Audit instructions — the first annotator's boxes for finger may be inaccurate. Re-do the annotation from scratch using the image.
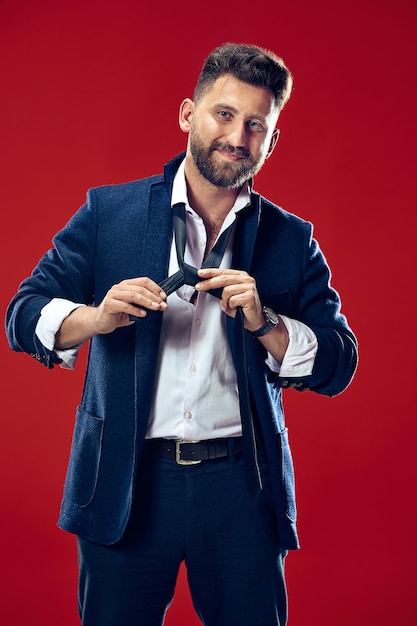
[122,277,167,300]
[197,268,241,279]
[125,289,168,311]
[109,284,167,313]
[195,271,248,294]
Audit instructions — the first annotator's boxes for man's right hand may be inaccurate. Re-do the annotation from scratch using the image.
[55,277,167,350]
[95,277,167,333]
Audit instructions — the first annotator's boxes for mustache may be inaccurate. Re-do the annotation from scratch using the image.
[209,141,251,160]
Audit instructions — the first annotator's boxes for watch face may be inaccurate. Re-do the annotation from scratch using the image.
[263,306,279,325]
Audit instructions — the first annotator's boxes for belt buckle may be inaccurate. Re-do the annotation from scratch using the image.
[175,440,202,465]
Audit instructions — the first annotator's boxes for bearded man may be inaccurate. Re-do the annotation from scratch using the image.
[6,43,357,626]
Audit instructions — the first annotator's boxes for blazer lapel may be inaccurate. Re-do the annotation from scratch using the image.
[134,177,173,441]
[232,191,261,272]
[226,191,262,359]
[136,152,185,282]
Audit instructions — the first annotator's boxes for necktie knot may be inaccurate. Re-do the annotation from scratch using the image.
[182,262,200,289]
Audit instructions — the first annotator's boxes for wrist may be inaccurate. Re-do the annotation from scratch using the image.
[247,306,279,337]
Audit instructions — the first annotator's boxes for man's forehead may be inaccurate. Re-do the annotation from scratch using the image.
[198,74,278,116]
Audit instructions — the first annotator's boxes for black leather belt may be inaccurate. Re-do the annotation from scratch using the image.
[146,437,243,465]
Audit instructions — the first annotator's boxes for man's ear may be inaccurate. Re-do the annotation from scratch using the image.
[179,98,194,134]
[266,128,280,159]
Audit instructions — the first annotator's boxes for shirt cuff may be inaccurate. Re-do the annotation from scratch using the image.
[35,298,86,369]
[265,315,318,376]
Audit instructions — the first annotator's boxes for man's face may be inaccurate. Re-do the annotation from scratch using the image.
[184,74,280,189]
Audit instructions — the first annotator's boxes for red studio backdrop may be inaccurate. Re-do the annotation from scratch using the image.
[1,1,416,624]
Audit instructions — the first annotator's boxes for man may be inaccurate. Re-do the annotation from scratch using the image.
[6,43,357,625]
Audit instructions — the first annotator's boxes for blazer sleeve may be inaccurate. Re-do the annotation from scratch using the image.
[5,191,98,368]
[272,228,358,397]
[250,200,358,398]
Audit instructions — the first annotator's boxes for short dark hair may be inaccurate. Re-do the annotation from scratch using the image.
[193,43,293,111]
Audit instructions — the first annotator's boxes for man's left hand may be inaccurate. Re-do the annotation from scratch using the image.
[195,268,264,332]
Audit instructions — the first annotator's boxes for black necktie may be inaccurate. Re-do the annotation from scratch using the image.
[130,202,263,498]
[160,202,234,299]
[233,305,263,498]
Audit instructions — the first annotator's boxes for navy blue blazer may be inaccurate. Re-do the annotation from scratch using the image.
[6,153,357,550]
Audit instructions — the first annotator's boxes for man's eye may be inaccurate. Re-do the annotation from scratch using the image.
[218,111,231,119]
[248,120,262,131]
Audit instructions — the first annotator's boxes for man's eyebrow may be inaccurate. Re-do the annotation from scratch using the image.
[211,102,238,113]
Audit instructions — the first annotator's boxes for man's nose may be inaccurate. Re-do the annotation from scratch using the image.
[226,121,247,148]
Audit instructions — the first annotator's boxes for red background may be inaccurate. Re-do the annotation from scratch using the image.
[1,0,416,624]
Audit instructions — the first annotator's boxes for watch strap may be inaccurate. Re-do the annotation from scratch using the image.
[247,306,279,337]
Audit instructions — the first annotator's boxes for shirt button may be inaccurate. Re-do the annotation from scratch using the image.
[185,411,192,420]
[199,240,205,246]
[194,319,201,327]
[190,364,197,372]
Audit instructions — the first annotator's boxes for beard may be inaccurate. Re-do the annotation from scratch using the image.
[189,127,264,189]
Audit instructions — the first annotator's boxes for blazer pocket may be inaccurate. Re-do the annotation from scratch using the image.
[63,407,104,508]
[259,290,293,318]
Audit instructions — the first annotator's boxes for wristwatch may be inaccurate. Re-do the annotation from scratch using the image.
[248,306,279,337]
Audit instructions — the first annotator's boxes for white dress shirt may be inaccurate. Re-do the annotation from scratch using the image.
[36,160,318,440]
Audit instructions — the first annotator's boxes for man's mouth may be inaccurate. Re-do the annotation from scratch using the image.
[213,143,250,162]
[218,149,245,162]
